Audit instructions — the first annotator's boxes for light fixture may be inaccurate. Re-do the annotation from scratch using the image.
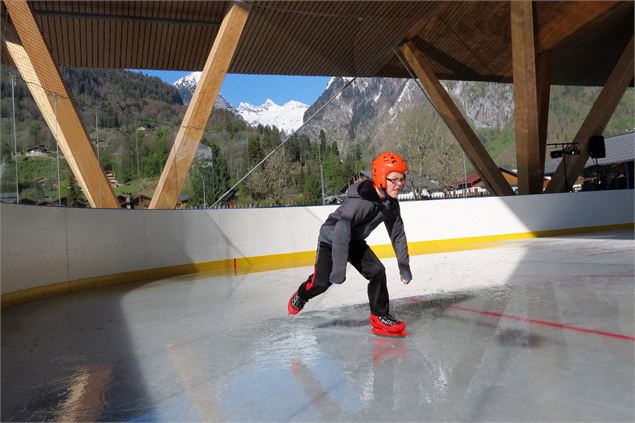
[547,142,581,192]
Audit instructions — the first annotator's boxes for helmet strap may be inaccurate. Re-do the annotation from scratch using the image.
[376,184,388,201]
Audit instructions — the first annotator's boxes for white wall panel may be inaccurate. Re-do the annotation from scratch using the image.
[66,208,147,280]
[2,190,633,295]
[1,205,69,290]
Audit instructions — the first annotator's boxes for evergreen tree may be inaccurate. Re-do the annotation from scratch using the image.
[190,143,231,207]
[247,136,264,166]
[303,167,321,203]
[319,129,327,155]
[66,175,82,207]
[330,141,340,158]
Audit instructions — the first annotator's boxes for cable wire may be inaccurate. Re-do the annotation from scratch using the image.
[211,76,358,207]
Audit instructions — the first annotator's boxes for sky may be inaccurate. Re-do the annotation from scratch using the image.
[133,70,331,108]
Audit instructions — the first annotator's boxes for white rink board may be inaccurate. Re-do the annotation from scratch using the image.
[2,190,633,294]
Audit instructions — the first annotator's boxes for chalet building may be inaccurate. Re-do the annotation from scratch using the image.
[22,145,50,157]
[105,171,118,187]
[453,167,550,196]
[340,170,372,193]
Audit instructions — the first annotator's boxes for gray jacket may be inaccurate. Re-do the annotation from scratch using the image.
[318,179,412,284]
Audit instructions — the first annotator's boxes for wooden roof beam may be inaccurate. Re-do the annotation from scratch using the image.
[533,1,621,53]
[401,41,515,197]
[511,0,543,195]
[502,1,621,77]
[150,2,250,209]
[3,0,119,208]
[545,36,633,193]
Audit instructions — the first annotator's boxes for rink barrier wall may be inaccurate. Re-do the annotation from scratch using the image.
[2,190,633,307]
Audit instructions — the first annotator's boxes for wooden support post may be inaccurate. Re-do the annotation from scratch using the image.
[545,36,634,193]
[536,51,552,175]
[511,0,542,195]
[4,0,119,208]
[150,2,250,209]
[401,41,514,196]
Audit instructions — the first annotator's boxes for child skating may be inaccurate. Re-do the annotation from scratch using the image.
[288,151,412,337]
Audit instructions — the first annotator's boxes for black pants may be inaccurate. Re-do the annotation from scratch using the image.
[297,241,389,316]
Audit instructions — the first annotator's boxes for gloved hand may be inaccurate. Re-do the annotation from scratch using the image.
[401,275,412,285]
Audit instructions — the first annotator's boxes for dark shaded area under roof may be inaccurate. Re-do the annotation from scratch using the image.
[1,1,633,86]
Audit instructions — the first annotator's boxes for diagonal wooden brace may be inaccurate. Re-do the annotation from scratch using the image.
[150,2,251,209]
[4,0,119,208]
[545,36,633,193]
[401,41,514,196]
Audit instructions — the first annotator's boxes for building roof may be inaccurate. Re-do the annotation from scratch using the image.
[2,1,632,86]
[544,131,635,175]
[453,172,481,187]
[417,177,442,191]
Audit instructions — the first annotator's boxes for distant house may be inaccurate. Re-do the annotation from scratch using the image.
[453,172,481,191]
[471,167,542,191]
[409,176,444,199]
[105,171,118,187]
[397,189,416,201]
[544,131,634,191]
[59,196,87,208]
[450,171,489,197]
[176,194,190,209]
[22,145,49,157]
[452,167,549,196]
[135,195,152,209]
[339,170,372,193]
[0,192,18,204]
[117,193,152,209]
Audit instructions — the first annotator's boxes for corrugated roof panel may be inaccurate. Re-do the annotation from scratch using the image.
[261,2,308,73]
[282,2,340,76]
[317,2,359,76]
[2,1,631,85]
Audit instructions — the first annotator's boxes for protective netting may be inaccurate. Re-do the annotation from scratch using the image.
[1,3,633,208]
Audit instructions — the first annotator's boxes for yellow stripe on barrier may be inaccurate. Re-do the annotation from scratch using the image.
[2,222,632,308]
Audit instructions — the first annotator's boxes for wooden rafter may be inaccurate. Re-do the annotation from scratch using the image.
[545,36,634,193]
[401,41,515,196]
[4,0,119,208]
[511,0,542,195]
[534,1,621,53]
[150,2,250,209]
[502,1,621,77]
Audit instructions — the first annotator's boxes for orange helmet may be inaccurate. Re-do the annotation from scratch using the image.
[371,152,408,189]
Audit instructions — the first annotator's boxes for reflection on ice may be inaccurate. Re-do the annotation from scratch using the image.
[3,231,633,421]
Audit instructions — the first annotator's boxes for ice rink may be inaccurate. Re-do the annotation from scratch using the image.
[2,229,634,421]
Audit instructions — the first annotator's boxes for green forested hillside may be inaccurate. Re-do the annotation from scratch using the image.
[0,68,361,206]
[1,67,632,207]
[476,85,634,169]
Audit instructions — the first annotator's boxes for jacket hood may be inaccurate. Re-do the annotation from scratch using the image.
[347,179,381,202]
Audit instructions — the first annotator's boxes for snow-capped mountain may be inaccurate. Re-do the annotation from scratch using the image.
[237,99,309,134]
[174,71,308,133]
[173,72,235,111]
[300,77,515,154]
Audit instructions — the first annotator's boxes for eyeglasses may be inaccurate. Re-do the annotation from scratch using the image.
[386,176,406,185]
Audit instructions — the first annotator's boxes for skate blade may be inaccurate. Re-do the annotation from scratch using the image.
[371,327,407,338]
